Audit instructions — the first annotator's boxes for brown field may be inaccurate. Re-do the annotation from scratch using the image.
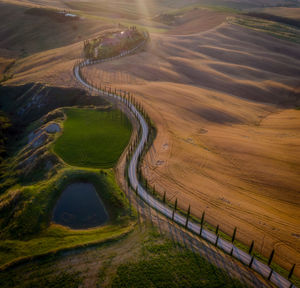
[1,0,300,278]
[80,22,300,275]
[258,7,300,20]
[166,8,228,35]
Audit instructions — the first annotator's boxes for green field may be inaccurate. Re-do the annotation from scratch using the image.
[54,108,132,168]
[111,238,246,288]
[0,226,247,288]
[228,16,300,44]
[0,168,134,269]
[0,106,135,271]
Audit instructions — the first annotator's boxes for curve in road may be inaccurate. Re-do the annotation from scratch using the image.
[73,38,296,288]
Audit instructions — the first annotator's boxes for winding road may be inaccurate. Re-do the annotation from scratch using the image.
[73,40,296,288]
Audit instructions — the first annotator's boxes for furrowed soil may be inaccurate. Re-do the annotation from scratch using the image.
[1,0,300,278]
[80,22,300,276]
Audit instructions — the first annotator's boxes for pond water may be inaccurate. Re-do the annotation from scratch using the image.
[52,182,109,229]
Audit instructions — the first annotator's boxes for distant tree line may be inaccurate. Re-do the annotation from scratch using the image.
[245,12,300,28]
[83,27,146,60]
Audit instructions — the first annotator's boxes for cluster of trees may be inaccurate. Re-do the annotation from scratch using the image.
[83,27,146,60]
[83,41,93,59]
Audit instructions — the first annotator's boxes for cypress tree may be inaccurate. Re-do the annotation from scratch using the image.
[216,225,219,235]
[288,264,295,279]
[200,211,205,236]
[249,240,254,255]
[185,205,191,228]
[268,269,273,281]
[268,249,275,266]
[215,234,219,247]
[249,255,254,268]
[172,198,177,221]
[232,227,237,243]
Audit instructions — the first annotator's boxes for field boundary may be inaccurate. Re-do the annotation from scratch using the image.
[73,33,297,288]
[0,224,134,272]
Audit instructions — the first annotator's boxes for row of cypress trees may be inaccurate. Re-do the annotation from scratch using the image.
[73,41,296,286]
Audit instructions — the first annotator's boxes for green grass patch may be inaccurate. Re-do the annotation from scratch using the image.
[110,228,246,288]
[0,270,82,288]
[0,168,135,269]
[0,222,134,271]
[54,108,132,168]
[0,105,136,270]
[0,226,248,288]
[228,16,300,43]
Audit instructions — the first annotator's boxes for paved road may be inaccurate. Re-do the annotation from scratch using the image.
[74,47,296,288]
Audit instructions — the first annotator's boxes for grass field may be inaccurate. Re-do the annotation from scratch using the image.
[1,270,82,288]
[0,105,135,270]
[111,236,246,288]
[0,168,134,269]
[54,108,132,168]
[0,225,249,288]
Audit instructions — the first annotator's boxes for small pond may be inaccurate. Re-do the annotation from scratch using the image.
[52,182,109,229]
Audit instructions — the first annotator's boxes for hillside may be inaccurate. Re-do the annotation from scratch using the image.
[79,13,300,277]
[0,0,299,284]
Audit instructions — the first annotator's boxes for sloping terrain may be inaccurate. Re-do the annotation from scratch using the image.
[163,8,228,35]
[0,1,126,61]
[1,0,299,279]
[80,21,300,275]
[258,7,300,20]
